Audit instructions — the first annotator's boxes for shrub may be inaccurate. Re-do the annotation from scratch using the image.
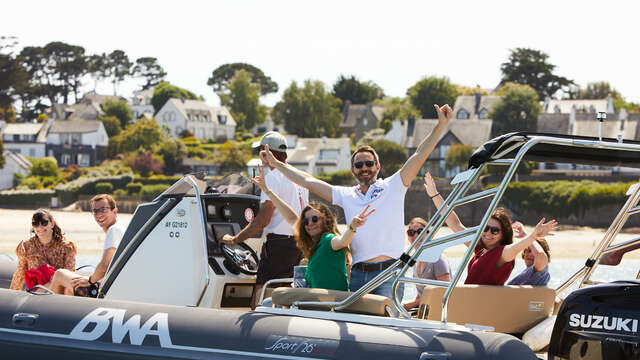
[113,189,127,198]
[317,170,354,185]
[126,182,143,195]
[95,182,114,194]
[20,176,42,189]
[30,157,59,177]
[140,184,170,200]
[0,189,54,207]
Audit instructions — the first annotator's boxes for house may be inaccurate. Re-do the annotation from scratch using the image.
[130,87,155,120]
[0,150,31,190]
[542,96,614,114]
[0,122,48,158]
[287,137,351,175]
[49,92,128,121]
[247,111,281,136]
[338,102,385,141]
[453,94,501,120]
[156,98,236,141]
[46,120,108,167]
[182,158,221,176]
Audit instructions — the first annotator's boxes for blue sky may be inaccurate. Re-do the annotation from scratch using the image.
[3,0,639,106]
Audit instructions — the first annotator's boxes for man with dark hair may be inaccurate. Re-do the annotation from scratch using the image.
[50,194,126,295]
[221,131,308,308]
[261,104,453,299]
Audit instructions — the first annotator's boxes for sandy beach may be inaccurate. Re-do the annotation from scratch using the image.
[1,208,638,258]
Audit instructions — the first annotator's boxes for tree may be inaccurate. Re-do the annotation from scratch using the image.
[106,50,132,95]
[374,97,420,133]
[0,105,17,123]
[43,41,86,104]
[365,139,408,178]
[456,85,488,96]
[272,80,342,137]
[128,150,164,177]
[445,143,473,170]
[151,81,201,113]
[214,140,251,175]
[407,76,458,118]
[207,63,278,96]
[490,82,541,137]
[29,157,59,177]
[332,75,384,108]
[99,115,122,137]
[219,69,267,132]
[500,48,573,100]
[157,138,187,175]
[103,99,133,128]
[574,81,619,99]
[0,36,20,108]
[109,117,166,155]
[131,57,167,90]
[86,53,108,91]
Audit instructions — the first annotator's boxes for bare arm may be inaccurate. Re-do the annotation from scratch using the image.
[501,218,558,265]
[222,201,274,245]
[424,173,466,233]
[261,145,333,202]
[10,243,27,290]
[250,165,299,227]
[399,104,452,186]
[92,247,116,281]
[530,239,549,271]
[331,205,375,250]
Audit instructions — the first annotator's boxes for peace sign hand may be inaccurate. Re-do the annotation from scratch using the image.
[249,164,268,192]
[349,205,376,231]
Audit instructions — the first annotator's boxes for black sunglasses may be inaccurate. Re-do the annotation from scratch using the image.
[407,228,427,237]
[353,160,375,169]
[483,225,501,235]
[32,219,49,227]
[302,216,319,226]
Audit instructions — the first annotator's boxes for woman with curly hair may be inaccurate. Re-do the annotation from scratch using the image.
[251,165,374,291]
[10,209,77,292]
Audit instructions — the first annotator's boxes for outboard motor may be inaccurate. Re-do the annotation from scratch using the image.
[548,281,640,359]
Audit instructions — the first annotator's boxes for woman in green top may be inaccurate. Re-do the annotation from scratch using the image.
[251,165,375,291]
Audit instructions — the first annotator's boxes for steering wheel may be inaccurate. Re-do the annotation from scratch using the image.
[220,242,259,275]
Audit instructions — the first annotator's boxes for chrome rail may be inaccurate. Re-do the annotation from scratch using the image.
[258,278,294,305]
[185,175,212,307]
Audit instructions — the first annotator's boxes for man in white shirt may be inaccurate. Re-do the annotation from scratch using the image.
[261,104,452,299]
[220,131,308,308]
[51,194,125,295]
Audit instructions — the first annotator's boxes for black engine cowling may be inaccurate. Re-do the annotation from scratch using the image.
[548,280,640,359]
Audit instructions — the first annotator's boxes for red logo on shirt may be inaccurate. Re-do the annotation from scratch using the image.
[244,208,254,222]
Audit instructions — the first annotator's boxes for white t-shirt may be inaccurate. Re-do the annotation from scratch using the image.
[103,222,125,250]
[261,168,309,236]
[332,171,408,264]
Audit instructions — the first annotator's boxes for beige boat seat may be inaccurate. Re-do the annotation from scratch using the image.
[418,285,556,334]
[271,287,392,316]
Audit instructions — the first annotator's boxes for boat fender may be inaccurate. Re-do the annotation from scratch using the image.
[522,315,556,351]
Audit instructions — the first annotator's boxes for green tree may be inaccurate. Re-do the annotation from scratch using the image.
[570,81,640,113]
[103,99,133,128]
[151,81,201,113]
[374,97,420,133]
[86,53,109,92]
[0,105,17,122]
[407,76,458,118]
[456,85,488,96]
[0,36,20,108]
[29,157,59,177]
[366,139,408,178]
[214,140,252,175]
[99,115,122,137]
[500,48,573,100]
[272,80,342,137]
[207,63,278,96]
[156,138,187,175]
[106,50,132,95]
[490,82,541,137]
[332,75,384,108]
[110,117,166,155]
[219,69,267,131]
[131,57,167,90]
[445,143,473,170]
[43,41,86,104]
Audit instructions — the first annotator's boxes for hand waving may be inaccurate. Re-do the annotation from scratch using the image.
[349,205,376,231]
[423,172,438,197]
[534,218,559,238]
[512,221,527,239]
[434,104,453,126]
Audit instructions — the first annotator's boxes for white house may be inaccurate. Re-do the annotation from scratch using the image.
[0,122,48,158]
[130,87,155,120]
[0,150,31,190]
[156,98,236,141]
[288,137,351,175]
[46,120,109,167]
[542,96,614,114]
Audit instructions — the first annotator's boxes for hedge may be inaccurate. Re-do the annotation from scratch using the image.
[55,174,134,205]
[0,189,55,207]
[140,184,171,200]
[126,182,143,195]
[94,182,114,194]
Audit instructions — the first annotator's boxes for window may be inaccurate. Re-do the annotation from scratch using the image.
[61,134,70,145]
[204,115,209,122]
[29,148,36,157]
[163,113,170,122]
[72,134,81,145]
[78,153,91,167]
[218,115,227,124]
[319,149,338,160]
[362,118,368,126]
[553,105,561,113]
[208,129,214,139]
[456,109,469,119]
[188,114,193,121]
[61,154,71,166]
[478,108,489,120]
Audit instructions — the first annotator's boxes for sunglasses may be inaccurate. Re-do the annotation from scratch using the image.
[483,225,501,235]
[406,228,426,237]
[353,160,375,169]
[92,206,112,215]
[302,215,319,226]
[32,219,49,227]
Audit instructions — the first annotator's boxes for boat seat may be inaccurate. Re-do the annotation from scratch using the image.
[271,287,392,317]
[418,285,556,334]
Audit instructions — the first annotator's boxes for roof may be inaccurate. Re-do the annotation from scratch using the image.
[287,137,350,164]
[166,98,237,127]
[339,103,383,129]
[80,92,127,106]
[1,123,44,136]
[453,95,501,119]
[49,120,102,133]
[543,99,608,114]
[182,158,219,167]
[2,150,31,170]
[537,112,640,141]
[401,119,493,149]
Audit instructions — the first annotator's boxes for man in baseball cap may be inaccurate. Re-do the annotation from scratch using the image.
[223,131,308,308]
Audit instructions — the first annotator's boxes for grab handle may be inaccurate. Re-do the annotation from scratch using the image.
[12,313,39,328]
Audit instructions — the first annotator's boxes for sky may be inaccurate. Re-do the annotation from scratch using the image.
[3,0,639,107]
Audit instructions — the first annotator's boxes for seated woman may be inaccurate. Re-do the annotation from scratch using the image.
[251,165,374,291]
[403,217,451,311]
[507,231,551,286]
[10,209,77,292]
[423,173,557,285]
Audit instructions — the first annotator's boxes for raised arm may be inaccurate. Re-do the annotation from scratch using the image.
[251,165,299,227]
[331,205,375,250]
[261,145,333,202]
[424,173,466,233]
[501,218,558,264]
[399,104,452,186]
[530,239,549,271]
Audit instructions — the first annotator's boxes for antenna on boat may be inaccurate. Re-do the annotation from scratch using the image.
[597,111,606,141]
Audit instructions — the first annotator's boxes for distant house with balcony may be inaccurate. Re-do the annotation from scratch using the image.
[288,137,351,175]
[0,150,31,190]
[338,102,385,141]
[156,98,236,141]
[46,120,108,167]
[130,87,155,120]
[49,92,128,121]
[0,122,48,158]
